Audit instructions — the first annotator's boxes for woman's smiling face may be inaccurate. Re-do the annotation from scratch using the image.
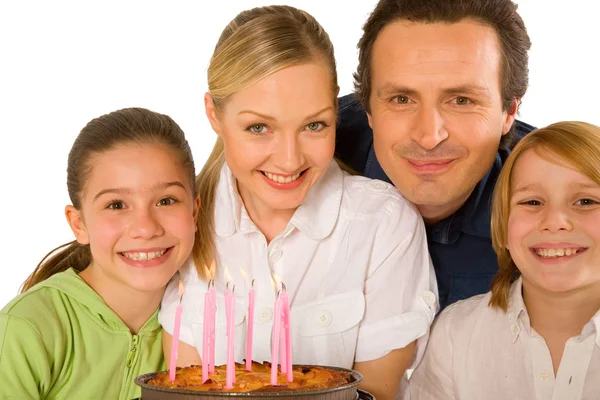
[208,62,337,215]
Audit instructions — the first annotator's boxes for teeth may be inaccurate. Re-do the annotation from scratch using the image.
[263,171,301,184]
[535,248,580,259]
[122,249,167,261]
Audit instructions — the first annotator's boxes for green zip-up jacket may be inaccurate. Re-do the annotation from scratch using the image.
[0,268,165,399]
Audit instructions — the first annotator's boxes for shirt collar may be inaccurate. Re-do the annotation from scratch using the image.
[506,277,600,346]
[427,153,503,244]
[214,161,344,240]
[506,277,528,342]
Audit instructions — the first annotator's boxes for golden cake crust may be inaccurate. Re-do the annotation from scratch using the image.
[148,362,351,392]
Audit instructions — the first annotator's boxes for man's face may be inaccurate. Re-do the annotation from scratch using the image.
[368,19,517,223]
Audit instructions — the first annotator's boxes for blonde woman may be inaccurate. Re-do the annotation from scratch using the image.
[159,5,437,399]
[410,121,600,399]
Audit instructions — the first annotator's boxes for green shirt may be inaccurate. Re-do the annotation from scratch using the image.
[0,268,165,399]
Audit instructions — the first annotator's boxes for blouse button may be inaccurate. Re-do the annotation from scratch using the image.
[316,310,332,327]
[421,290,437,307]
[258,308,273,323]
[269,250,283,263]
[540,371,551,381]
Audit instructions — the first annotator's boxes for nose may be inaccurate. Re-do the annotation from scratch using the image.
[272,132,304,172]
[411,104,449,150]
[128,207,164,239]
[540,205,573,233]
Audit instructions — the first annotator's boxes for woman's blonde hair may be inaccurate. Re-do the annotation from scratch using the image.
[193,6,339,280]
[489,121,600,311]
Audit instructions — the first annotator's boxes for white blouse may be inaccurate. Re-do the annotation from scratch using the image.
[160,160,437,373]
[409,278,600,400]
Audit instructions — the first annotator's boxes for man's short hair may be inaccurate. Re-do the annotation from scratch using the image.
[354,0,532,147]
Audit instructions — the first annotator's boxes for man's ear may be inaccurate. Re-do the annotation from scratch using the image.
[204,92,222,135]
[193,195,201,231]
[65,205,89,245]
[367,112,373,130]
[501,98,519,136]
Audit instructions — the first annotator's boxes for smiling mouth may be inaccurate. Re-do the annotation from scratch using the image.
[120,247,172,261]
[259,169,307,184]
[531,247,587,259]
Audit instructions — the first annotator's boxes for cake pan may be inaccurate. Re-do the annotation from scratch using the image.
[136,365,363,400]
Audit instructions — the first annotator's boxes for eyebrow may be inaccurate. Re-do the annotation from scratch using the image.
[512,182,600,196]
[375,83,491,98]
[93,181,187,202]
[376,84,419,99]
[511,183,542,196]
[238,106,334,121]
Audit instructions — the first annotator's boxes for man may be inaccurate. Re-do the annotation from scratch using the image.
[336,0,534,311]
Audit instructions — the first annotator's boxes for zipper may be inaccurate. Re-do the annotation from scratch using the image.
[126,334,139,368]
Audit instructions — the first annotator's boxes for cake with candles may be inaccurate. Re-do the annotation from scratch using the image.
[146,362,352,392]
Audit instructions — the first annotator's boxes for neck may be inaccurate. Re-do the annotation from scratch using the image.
[237,183,295,243]
[79,264,164,333]
[523,279,600,338]
[418,189,473,225]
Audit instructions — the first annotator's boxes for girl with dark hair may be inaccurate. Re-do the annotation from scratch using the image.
[0,107,199,399]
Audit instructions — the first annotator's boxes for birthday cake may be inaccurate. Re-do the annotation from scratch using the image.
[147,362,352,392]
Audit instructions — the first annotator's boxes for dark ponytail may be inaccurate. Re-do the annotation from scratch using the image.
[21,108,195,292]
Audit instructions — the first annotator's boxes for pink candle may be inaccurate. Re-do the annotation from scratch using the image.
[225,283,236,389]
[280,287,293,382]
[202,282,211,383]
[279,321,286,375]
[270,292,282,385]
[208,281,216,375]
[169,280,185,382]
[246,279,255,371]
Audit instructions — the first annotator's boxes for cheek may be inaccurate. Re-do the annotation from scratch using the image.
[506,212,532,251]
[305,136,335,167]
[86,216,124,251]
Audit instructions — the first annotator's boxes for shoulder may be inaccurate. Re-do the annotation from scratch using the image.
[340,172,418,222]
[1,270,84,333]
[335,94,373,174]
[1,287,64,339]
[433,291,501,337]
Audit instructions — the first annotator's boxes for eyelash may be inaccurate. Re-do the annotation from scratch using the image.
[389,95,474,105]
[104,197,179,210]
[516,198,600,207]
[575,198,599,206]
[244,121,329,134]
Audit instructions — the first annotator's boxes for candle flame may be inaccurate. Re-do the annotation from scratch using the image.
[239,267,255,288]
[178,280,185,304]
[223,266,233,284]
[271,273,283,293]
[239,268,249,282]
[205,260,216,280]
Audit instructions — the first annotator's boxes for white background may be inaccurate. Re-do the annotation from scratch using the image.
[1,0,599,307]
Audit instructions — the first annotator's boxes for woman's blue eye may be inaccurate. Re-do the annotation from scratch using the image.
[248,124,266,134]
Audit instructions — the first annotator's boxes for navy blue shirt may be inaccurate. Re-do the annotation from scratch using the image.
[335,94,535,311]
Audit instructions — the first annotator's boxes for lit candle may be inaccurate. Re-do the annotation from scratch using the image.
[279,320,286,375]
[270,290,282,386]
[280,285,293,382]
[225,283,236,389]
[202,280,211,383]
[169,280,185,382]
[208,280,216,375]
[246,279,255,371]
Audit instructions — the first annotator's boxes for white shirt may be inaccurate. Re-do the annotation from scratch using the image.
[409,278,600,400]
[160,161,437,371]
